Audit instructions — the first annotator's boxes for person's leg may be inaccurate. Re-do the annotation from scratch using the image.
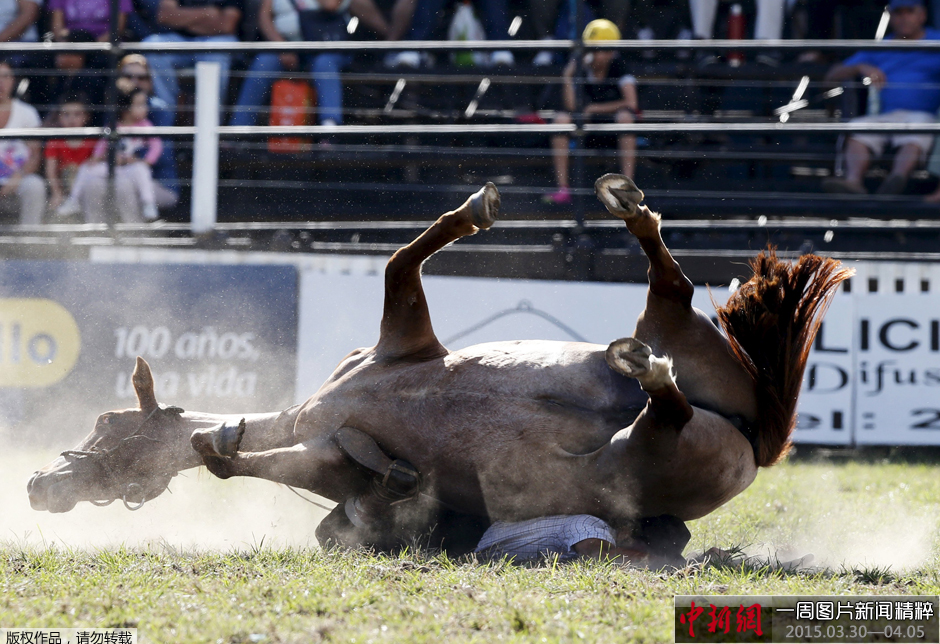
[113,171,143,223]
[405,0,448,39]
[615,109,636,179]
[16,174,47,225]
[122,162,157,209]
[546,111,572,202]
[195,35,237,121]
[474,0,510,39]
[78,170,108,224]
[142,33,187,122]
[599,0,630,29]
[527,0,564,37]
[689,0,719,38]
[230,53,284,127]
[877,141,926,194]
[310,53,346,125]
[843,138,874,185]
[755,0,785,39]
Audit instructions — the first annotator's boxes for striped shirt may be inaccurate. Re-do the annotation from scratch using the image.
[474,515,616,562]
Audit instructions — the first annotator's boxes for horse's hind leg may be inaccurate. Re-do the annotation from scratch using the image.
[595,174,757,421]
[375,183,499,361]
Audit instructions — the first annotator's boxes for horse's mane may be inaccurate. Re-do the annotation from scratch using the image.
[714,250,853,467]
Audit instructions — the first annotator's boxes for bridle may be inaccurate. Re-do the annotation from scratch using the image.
[60,404,185,511]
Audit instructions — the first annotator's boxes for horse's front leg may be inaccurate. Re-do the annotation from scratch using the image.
[191,428,367,502]
[606,337,693,446]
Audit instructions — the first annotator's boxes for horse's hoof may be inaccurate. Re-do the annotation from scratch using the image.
[191,419,244,459]
[595,174,644,219]
[606,337,652,377]
[469,182,500,230]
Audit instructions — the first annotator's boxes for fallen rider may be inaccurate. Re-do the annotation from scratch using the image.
[474,514,691,568]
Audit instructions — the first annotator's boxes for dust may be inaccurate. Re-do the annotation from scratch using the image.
[2,444,331,550]
[713,467,940,573]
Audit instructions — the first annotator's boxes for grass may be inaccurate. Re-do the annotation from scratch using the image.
[4,454,940,643]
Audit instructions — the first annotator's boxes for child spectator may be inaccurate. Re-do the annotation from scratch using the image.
[545,19,638,205]
[58,85,162,221]
[0,59,46,224]
[44,93,96,212]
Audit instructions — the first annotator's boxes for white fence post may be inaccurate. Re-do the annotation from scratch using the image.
[191,61,220,235]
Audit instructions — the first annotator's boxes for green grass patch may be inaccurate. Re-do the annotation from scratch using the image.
[4,457,940,643]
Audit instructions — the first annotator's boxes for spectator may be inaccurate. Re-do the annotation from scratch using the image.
[49,0,131,41]
[58,84,163,222]
[44,92,96,212]
[822,0,940,196]
[42,30,108,122]
[544,19,638,205]
[117,53,178,208]
[229,0,353,129]
[386,0,514,67]
[0,0,42,65]
[140,0,243,123]
[0,59,46,224]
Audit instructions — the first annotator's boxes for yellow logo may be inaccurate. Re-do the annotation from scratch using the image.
[0,299,81,387]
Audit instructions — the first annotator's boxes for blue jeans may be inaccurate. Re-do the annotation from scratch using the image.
[407,0,510,40]
[229,52,347,126]
[149,94,178,193]
[142,32,236,123]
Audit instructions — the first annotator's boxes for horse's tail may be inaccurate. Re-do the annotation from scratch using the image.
[714,250,853,467]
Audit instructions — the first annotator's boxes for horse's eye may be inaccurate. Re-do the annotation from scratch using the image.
[101,416,111,425]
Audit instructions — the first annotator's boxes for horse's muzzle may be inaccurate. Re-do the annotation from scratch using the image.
[27,470,78,513]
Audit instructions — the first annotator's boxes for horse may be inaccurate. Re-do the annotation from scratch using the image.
[27,175,852,556]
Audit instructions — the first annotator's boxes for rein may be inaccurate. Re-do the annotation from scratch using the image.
[60,404,185,511]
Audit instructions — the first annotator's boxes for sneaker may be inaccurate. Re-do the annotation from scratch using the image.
[384,51,421,69]
[56,198,81,218]
[490,50,515,67]
[542,187,572,205]
[532,50,554,66]
[142,203,159,220]
[876,174,908,195]
[821,177,867,195]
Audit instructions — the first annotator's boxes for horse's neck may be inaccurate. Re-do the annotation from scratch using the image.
[174,410,289,470]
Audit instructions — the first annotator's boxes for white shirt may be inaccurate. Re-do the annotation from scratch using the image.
[271,0,351,42]
[475,515,616,562]
[0,0,43,42]
[0,99,41,184]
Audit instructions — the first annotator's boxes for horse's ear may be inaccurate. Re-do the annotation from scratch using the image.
[132,356,159,414]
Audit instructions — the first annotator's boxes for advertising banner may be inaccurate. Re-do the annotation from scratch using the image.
[0,262,297,440]
[854,295,940,445]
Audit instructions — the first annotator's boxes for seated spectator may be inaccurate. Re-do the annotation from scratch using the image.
[822,0,940,196]
[49,0,131,41]
[545,19,638,205]
[0,0,42,67]
[0,59,46,224]
[44,92,96,212]
[140,0,243,124]
[386,0,513,67]
[690,0,786,65]
[117,53,179,208]
[229,0,354,129]
[58,84,163,222]
[42,30,108,122]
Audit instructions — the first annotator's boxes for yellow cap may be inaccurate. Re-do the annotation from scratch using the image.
[582,19,621,42]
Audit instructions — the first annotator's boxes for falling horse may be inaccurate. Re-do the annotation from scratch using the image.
[27,175,851,557]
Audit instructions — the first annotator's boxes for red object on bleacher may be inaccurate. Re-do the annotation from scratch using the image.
[268,79,316,153]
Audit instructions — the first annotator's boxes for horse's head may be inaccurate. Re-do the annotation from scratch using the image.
[28,357,189,513]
